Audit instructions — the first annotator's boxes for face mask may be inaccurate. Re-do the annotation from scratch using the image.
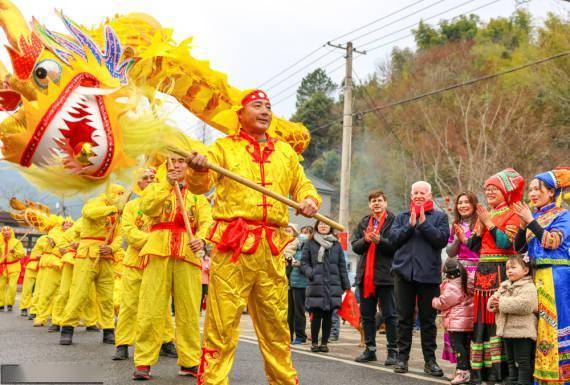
[298,234,308,242]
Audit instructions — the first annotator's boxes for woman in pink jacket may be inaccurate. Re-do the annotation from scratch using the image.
[433,258,474,385]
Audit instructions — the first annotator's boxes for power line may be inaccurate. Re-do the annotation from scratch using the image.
[364,0,501,53]
[258,0,451,92]
[328,0,428,42]
[358,50,570,116]
[361,0,498,49]
[347,0,449,43]
[265,50,338,91]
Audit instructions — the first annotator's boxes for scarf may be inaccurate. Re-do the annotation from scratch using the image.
[363,212,387,298]
[313,233,337,263]
[409,200,434,216]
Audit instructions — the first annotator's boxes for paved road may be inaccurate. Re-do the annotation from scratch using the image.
[0,303,448,385]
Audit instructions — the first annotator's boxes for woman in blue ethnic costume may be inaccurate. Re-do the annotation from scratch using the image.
[467,168,525,384]
[513,167,570,385]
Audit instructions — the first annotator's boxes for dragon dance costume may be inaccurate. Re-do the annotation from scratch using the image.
[188,90,321,385]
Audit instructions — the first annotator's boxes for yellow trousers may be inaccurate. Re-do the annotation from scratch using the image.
[198,239,298,385]
[134,257,201,367]
[115,266,175,347]
[19,269,37,310]
[30,268,46,315]
[52,263,99,327]
[113,276,122,315]
[0,272,20,307]
[61,258,114,329]
[34,267,61,325]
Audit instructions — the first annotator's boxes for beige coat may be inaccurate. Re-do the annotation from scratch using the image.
[487,275,538,340]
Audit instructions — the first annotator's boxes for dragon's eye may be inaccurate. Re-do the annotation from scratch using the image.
[32,59,62,89]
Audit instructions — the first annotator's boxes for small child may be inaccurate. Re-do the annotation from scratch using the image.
[432,258,474,385]
[488,254,538,385]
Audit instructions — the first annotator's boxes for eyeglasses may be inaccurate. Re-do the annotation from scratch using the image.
[484,186,499,193]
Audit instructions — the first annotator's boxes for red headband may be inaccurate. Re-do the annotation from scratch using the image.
[241,89,270,106]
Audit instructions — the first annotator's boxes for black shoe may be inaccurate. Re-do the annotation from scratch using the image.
[28,313,36,320]
[20,309,28,317]
[329,335,339,342]
[355,348,377,363]
[133,365,151,380]
[48,324,61,333]
[394,361,408,373]
[85,325,100,332]
[159,342,178,358]
[112,345,129,361]
[7,305,13,312]
[319,344,329,353]
[310,344,319,352]
[60,326,74,345]
[0,306,4,312]
[178,366,198,377]
[384,350,398,366]
[102,329,115,344]
[424,360,444,377]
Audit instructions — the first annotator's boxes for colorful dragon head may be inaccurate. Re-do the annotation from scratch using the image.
[0,1,310,192]
[9,196,62,232]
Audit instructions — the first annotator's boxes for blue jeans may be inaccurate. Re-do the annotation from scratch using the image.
[330,309,340,338]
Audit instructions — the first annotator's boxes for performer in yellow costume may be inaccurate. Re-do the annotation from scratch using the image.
[33,218,73,327]
[132,155,212,380]
[113,168,176,361]
[59,184,125,345]
[0,226,25,312]
[19,233,45,316]
[186,90,321,385]
[50,218,99,332]
[28,234,55,320]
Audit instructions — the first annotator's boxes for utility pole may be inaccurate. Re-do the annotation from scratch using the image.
[327,41,366,229]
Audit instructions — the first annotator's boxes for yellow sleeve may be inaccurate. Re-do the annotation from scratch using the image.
[194,194,213,240]
[289,149,322,207]
[12,240,25,259]
[140,178,173,218]
[122,201,149,250]
[187,141,224,195]
[110,223,124,254]
[82,198,117,220]
[30,237,45,259]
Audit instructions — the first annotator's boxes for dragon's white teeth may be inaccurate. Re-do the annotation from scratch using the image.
[76,86,118,96]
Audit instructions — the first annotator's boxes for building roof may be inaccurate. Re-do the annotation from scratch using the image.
[306,172,336,194]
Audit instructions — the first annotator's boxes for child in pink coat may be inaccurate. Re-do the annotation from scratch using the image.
[433,258,474,385]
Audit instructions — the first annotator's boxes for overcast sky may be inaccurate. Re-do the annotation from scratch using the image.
[0,0,569,209]
[4,0,570,129]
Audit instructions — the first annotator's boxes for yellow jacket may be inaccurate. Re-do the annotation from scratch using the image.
[78,196,123,260]
[139,177,213,268]
[58,218,82,265]
[28,235,48,272]
[39,226,66,270]
[121,197,151,270]
[1,228,25,275]
[188,131,321,255]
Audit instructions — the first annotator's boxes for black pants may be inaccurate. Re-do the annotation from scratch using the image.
[311,309,332,345]
[504,338,535,385]
[449,331,471,370]
[394,274,439,362]
[291,287,307,341]
[359,284,398,354]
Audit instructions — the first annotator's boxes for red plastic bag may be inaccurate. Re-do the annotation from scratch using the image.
[338,290,361,329]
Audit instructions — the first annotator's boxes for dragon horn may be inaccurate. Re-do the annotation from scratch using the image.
[0,0,31,49]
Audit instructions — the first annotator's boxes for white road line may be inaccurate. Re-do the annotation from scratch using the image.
[238,336,449,385]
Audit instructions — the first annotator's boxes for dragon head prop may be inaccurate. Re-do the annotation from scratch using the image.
[9,196,63,232]
[0,1,310,192]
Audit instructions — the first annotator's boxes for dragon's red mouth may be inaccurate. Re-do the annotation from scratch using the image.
[20,73,115,177]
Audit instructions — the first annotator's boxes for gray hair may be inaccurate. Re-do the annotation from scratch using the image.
[411,181,432,193]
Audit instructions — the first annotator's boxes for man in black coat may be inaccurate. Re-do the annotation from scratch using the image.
[351,189,398,366]
[388,181,449,377]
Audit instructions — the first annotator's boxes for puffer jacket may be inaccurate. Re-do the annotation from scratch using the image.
[487,275,538,340]
[432,277,474,332]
